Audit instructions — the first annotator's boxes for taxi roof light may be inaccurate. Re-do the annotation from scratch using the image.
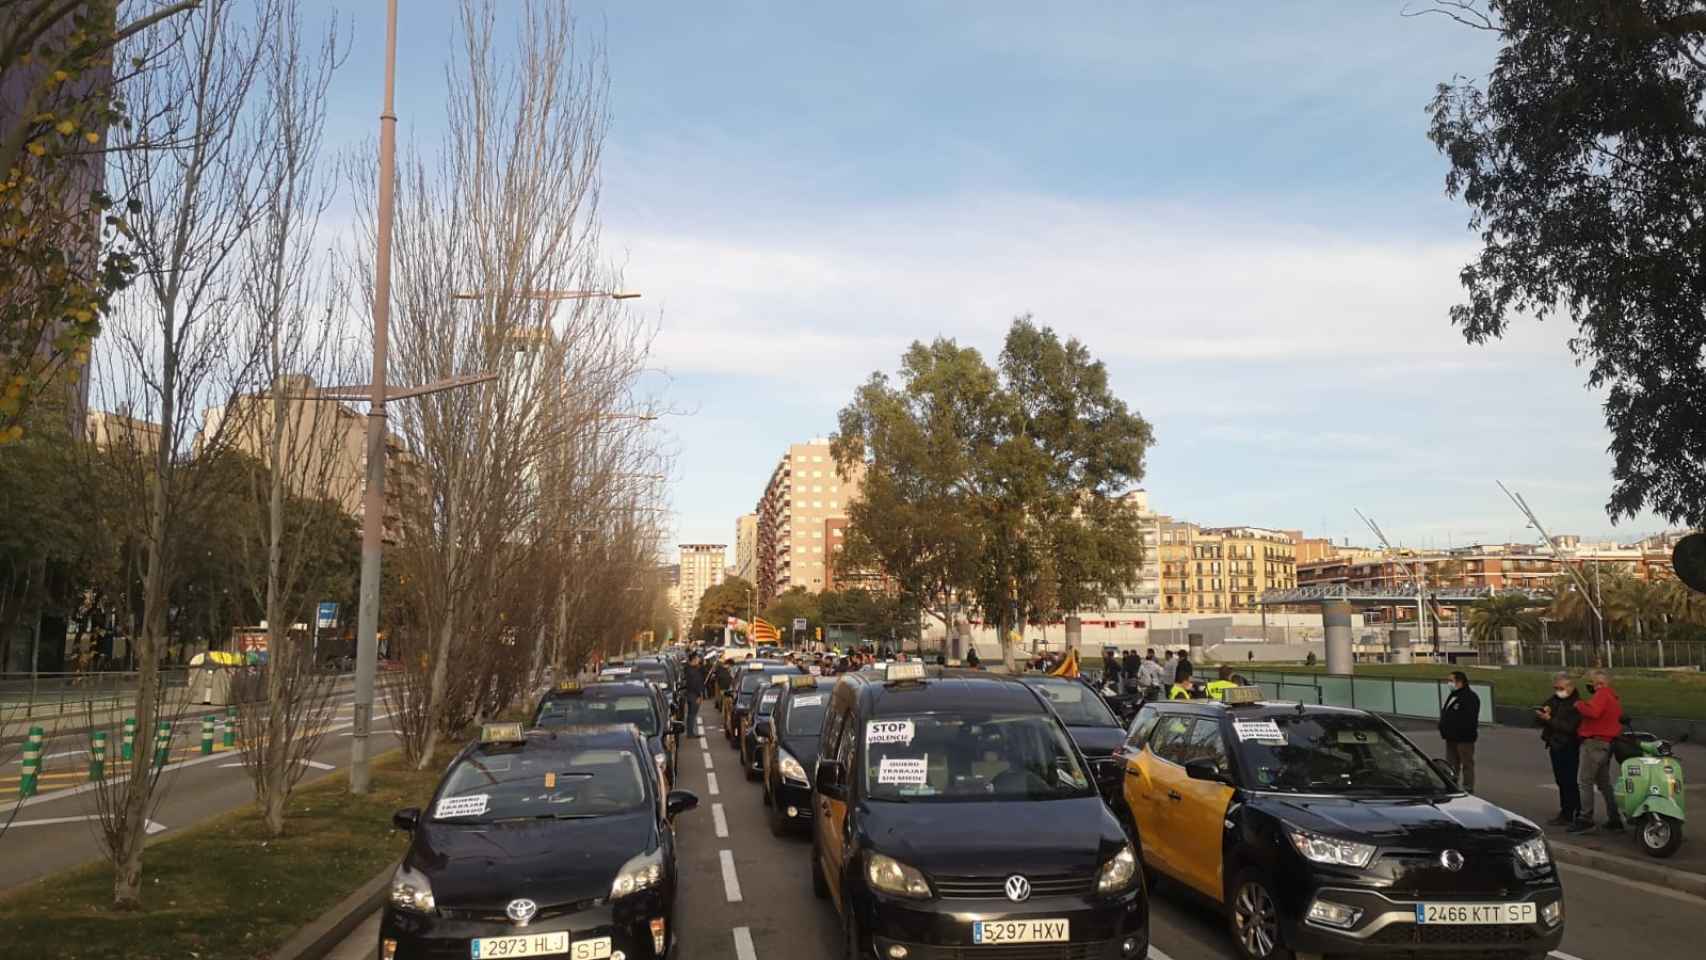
[885,663,926,683]
[1221,685,1264,705]
[770,674,791,685]
[555,680,583,693]
[480,722,526,744]
[788,675,818,688]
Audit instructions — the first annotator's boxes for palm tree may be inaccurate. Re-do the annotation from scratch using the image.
[1468,593,1542,645]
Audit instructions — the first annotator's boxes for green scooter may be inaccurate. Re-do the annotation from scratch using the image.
[1615,732,1686,858]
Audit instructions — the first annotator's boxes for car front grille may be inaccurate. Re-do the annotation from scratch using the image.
[437,896,603,923]
[1366,923,1544,947]
[932,873,1093,900]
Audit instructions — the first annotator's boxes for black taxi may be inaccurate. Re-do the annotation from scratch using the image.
[1119,687,1564,960]
[723,660,803,743]
[812,663,1149,959]
[761,674,829,837]
[381,723,699,960]
[534,679,684,787]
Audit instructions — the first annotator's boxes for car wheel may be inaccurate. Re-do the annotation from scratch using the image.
[811,838,830,899]
[1228,871,1293,960]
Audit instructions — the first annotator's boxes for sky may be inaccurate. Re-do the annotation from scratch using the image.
[318,0,1673,555]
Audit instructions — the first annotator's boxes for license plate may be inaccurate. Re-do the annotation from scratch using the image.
[470,933,611,958]
[1415,902,1536,925]
[972,919,1070,944]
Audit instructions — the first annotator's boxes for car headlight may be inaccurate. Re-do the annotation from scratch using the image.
[390,863,436,913]
[1515,835,1551,868]
[1096,842,1138,894]
[1286,826,1376,868]
[611,848,665,898]
[866,853,932,899]
[777,749,809,786]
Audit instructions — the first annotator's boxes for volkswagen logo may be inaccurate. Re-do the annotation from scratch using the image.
[506,898,539,926]
[1439,849,1465,872]
[1004,875,1032,903]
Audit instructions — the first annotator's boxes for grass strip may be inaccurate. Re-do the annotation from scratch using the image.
[1272,663,1706,721]
[0,748,443,960]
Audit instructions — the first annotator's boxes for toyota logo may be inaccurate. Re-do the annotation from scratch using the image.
[506,898,538,926]
[1004,875,1032,903]
[1439,849,1465,872]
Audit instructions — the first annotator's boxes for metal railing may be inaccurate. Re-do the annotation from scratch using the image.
[1245,670,1496,724]
[1515,639,1706,671]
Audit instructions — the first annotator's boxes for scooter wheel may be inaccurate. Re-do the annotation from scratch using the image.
[1639,813,1684,858]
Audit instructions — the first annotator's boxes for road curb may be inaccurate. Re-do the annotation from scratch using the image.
[1551,839,1706,898]
[270,860,394,960]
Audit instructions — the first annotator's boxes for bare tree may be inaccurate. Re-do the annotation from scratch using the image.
[223,1,348,838]
[90,0,278,907]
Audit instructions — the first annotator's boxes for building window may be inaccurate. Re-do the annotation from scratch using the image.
[812,455,824,462]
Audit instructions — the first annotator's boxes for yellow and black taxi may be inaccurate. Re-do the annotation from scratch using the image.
[1118,687,1564,960]
[811,664,1149,959]
[739,677,789,780]
[723,660,802,743]
[534,679,685,788]
[761,675,829,837]
[380,723,699,960]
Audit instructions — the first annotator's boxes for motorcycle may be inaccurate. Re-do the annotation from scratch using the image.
[1613,731,1686,858]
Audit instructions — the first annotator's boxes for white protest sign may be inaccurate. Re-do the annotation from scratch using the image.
[793,694,824,707]
[1234,719,1287,744]
[866,720,915,746]
[876,755,929,785]
[434,794,490,818]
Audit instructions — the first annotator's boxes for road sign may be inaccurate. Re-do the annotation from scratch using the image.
[317,602,339,630]
[792,618,807,632]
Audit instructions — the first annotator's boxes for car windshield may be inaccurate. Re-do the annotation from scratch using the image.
[1234,713,1452,795]
[534,694,659,735]
[784,693,827,735]
[863,712,1095,803]
[737,672,771,696]
[432,747,648,822]
[633,664,670,684]
[1026,680,1119,727]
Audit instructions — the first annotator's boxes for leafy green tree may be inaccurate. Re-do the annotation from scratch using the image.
[834,317,1153,668]
[761,585,821,642]
[692,575,755,642]
[1425,0,1706,528]
[1467,592,1541,645]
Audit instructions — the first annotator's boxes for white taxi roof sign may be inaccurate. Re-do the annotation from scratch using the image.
[1221,685,1264,705]
[788,675,818,688]
[770,674,790,685]
[885,663,926,682]
[480,722,526,744]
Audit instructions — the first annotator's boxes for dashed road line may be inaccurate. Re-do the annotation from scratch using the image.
[732,926,757,960]
[712,802,728,838]
[707,772,720,796]
[719,849,743,902]
[703,751,714,770]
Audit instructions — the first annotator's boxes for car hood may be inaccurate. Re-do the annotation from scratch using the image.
[778,735,820,775]
[861,797,1123,877]
[411,811,657,909]
[1065,725,1126,757]
[1256,792,1538,849]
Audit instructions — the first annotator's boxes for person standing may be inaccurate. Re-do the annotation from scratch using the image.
[1121,648,1142,683]
[1169,662,1196,700]
[1206,664,1237,700]
[1138,649,1163,692]
[1102,648,1121,688]
[1439,670,1480,791]
[966,646,981,669]
[1161,650,1177,685]
[1174,649,1193,686]
[682,653,706,733]
[1536,673,1582,826]
[1570,668,1624,833]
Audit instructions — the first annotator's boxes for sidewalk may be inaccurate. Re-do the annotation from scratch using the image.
[1406,722,1706,892]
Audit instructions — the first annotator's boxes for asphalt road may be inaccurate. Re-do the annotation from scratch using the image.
[325,704,1705,960]
[0,692,400,892]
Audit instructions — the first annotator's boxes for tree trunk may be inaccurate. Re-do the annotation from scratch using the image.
[114,477,169,908]
[418,606,456,770]
[261,395,290,835]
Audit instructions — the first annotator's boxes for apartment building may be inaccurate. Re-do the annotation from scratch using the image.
[1160,523,1297,614]
[755,439,863,604]
[677,544,726,640]
[733,514,758,584]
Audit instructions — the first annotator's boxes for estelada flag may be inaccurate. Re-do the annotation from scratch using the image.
[751,617,781,643]
[1048,648,1080,678]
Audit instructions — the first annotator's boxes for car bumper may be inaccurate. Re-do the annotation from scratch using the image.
[860,888,1147,959]
[772,779,814,826]
[1285,885,1565,957]
[380,896,671,960]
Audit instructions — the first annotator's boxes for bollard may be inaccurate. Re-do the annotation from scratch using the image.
[19,726,43,798]
[201,715,215,755]
[121,717,137,761]
[224,706,238,748]
[153,721,172,767]
[89,731,107,781]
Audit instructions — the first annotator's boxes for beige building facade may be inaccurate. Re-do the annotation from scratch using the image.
[756,438,863,604]
[733,513,757,584]
[677,543,727,640]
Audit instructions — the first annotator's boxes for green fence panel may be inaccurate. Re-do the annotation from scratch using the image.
[1352,677,1395,713]
[1279,684,1322,704]
[1471,682,1495,723]
[1316,676,1355,709]
[1393,680,1443,719]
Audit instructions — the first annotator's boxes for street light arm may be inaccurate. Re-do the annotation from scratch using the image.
[450,289,641,301]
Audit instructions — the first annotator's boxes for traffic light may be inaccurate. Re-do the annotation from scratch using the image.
[815,626,822,641]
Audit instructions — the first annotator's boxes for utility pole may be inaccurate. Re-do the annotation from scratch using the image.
[1497,481,1607,668]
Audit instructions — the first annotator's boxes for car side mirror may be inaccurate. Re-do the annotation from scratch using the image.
[815,758,846,799]
[754,718,772,739]
[392,807,420,832]
[666,789,699,818]
[669,720,686,737]
[1184,758,1229,784]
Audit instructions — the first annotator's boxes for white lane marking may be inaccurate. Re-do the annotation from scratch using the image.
[10,750,88,764]
[1551,952,1589,960]
[301,759,335,771]
[732,926,757,960]
[5,814,165,835]
[707,772,720,796]
[697,737,707,749]
[1149,948,1177,960]
[719,849,743,902]
[712,802,728,838]
[702,751,714,770]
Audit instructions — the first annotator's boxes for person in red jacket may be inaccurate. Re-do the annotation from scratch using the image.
[1568,668,1624,833]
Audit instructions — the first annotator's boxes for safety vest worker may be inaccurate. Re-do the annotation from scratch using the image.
[1206,665,1237,700]
[1170,664,1196,699]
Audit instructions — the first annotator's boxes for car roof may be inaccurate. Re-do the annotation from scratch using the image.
[1150,699,1373,722]
[468,724,646,760]
[542,680,656,700]
[838,669,1048,717]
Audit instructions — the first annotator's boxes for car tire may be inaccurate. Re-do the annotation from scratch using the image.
[1227,870,1294,960]
[811,839,830,899]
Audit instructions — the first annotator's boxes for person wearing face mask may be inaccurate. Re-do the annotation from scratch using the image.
[1535,673,1582,826]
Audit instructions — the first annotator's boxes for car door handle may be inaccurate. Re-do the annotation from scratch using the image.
[1167,790,1182,801]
